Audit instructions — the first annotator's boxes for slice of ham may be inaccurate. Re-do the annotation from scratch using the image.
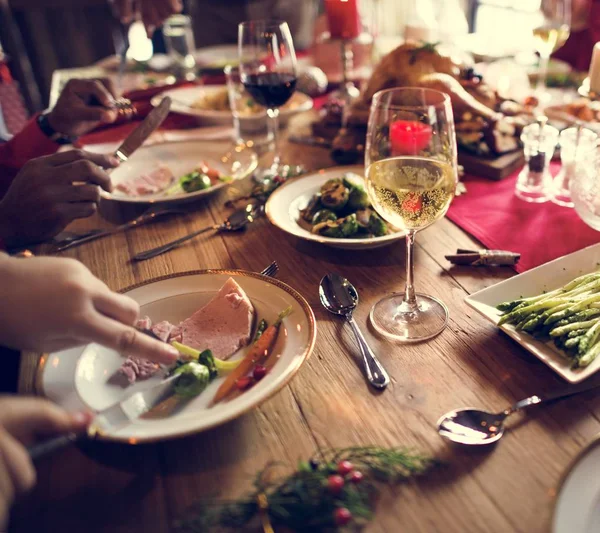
[118,356,162,385]
[151,320,175,342]
[115,165,175,197]
[180,277,254,359]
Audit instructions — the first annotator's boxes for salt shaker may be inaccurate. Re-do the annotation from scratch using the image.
[552,125,598,207]
[515,118,559,203]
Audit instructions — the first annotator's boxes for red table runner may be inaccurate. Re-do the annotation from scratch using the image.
[447,163,600,273]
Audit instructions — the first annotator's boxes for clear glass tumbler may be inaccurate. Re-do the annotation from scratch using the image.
[163,15,196,80]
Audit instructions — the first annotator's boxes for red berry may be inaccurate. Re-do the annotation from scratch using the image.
[337,460,354,475]
[253,364,267,381]
[235,376,253,390]
[327,475,345,495]
[348,470,363,484]
[334,507,352,526]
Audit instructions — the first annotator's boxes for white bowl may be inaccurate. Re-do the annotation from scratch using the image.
[265,165,407,250]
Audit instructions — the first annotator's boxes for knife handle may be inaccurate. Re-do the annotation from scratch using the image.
[27,432,84,461]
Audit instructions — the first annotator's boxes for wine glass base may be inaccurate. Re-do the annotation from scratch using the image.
[369,293,449,343]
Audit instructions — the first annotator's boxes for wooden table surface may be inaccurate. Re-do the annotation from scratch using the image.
[10,113,600,533]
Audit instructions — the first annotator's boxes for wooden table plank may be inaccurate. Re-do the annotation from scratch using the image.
[11,114,596,533]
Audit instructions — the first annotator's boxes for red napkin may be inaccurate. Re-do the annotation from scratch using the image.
[447,163,600,273]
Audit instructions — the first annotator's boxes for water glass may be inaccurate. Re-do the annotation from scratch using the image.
[571,151,600,230]
[224,65,273,148]
[163,15,196,79]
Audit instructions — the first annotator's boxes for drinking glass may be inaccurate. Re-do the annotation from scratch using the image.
[532,0,571,101]
[163,15,196,79]
[571,150,600,230]
[365,88,458,342]
[238,20,297,173]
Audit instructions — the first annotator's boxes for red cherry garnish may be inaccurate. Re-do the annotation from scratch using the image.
[348,470,363,484]
[253,364,267,381]
[334,507,352,526]
[235,376,253,391]
[327,475,345,495]
[337,460,354,475]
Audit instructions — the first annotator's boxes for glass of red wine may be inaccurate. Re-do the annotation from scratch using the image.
[238,20,297,175]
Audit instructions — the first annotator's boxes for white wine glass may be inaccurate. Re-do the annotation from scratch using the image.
[533,0,571,101]
[238,20,297,175]
[365,88,458,342]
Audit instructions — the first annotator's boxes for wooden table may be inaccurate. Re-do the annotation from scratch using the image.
[10,113,600,533]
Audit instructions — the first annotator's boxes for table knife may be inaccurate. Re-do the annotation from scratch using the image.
[28,375,179,461]
[113,96,172,164]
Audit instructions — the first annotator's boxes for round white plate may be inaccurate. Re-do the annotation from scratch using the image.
[193,44,239,70]
[554,437,600,533]
[265,165,407,250]
[90,140,257,205]
[39,270,316,443]
[151,85,313,126]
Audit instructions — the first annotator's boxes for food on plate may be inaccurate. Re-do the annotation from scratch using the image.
[190,87,304,115]
[497,271,600,368]
[299,174,390,239]
[118,356,162,385]
[211,306,291,405]
[315,41,534,162]
[179,277,255,360]
[115,161,228,197]
[172,361,211,397]
[115,165,176,196]
[547,99,600,124]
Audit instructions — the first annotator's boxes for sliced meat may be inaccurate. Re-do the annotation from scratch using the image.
[136,316,153,330]
[114,165,175,197]
[180,277,254,359]
[151,320,175,342]
[117,356,162,384]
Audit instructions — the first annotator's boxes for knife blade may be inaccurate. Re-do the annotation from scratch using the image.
[114,96,172,164]
[27,375,179,460]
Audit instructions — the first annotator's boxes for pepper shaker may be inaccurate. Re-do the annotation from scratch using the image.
[515,118,559,203]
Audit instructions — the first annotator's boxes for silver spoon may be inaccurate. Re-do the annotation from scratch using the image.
[319,273,390,390]
[53,207,186,252]
[133,204,264,261]
[437,379,600,446]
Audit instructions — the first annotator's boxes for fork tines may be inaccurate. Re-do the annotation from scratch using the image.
[260,261,279,278]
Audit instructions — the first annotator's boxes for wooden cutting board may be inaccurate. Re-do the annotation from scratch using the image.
[458,150,525,181]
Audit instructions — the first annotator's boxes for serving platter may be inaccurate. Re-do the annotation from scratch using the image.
[85,140,257,205]
[466,243,600,383]
[265,165,407,250]
[38,270,316,443]
[151,85,313,126]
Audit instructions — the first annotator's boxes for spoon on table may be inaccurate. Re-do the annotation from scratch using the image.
[437,379,600,446]
[133,204,264,261]
[319,273,390,390]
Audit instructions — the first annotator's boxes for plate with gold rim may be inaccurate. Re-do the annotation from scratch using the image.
[39,270,316,443]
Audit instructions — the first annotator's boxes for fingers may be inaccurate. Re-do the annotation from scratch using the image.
[45,150,120,170]
[58,161,112,192]
[83,315,179,364]
[55,202,97,221]
[0,397,90,446]
[0,430,36,497]
[93,291,140,326]
[70,79,115,109]
[63,184,101,203]
[97,77,118,100]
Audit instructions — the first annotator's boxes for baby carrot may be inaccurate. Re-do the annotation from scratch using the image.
[210,306,292,405]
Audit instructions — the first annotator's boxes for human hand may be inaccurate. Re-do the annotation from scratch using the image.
[0,396,91,530]
[47,78,119,138]
[0,254,180,364]
[0,150,119,247]
[109,0,183,36]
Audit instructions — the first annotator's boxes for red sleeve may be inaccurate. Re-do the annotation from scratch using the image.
[0,114,59,199]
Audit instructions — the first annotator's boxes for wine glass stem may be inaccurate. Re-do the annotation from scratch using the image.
[536,54,550,94]
[267,107,281,170]
[404,230,417,308]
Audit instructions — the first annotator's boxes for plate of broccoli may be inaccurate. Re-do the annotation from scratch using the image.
[265,165,406,250]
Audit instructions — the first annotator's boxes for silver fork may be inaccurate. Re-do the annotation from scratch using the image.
[260,261,279,278]
[53,207,186,253]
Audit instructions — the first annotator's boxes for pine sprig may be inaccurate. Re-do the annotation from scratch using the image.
[175,446,437,533]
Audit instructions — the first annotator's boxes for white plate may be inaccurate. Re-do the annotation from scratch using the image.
[39,270,316,443]
[466,243,600,383]
[151,85,313,126]
[553,436,600,533]
[265,165,407,250]
[91,140,257,205]
[193,44,239,69]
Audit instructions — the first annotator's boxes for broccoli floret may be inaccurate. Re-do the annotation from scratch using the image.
[173,362,210,397]
[181,171,212,193]
[322,213,359,238]
[312,209,338,225]
[198,349,218,380]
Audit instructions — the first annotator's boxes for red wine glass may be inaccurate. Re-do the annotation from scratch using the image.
[238,20,298,174]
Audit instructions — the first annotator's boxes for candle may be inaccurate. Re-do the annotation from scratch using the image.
[590,43,600,94]
[390,120,432,155]
[324,0,361,40]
